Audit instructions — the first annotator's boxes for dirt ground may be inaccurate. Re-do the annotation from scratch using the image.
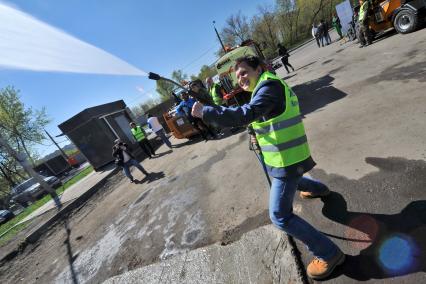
[1,29,426,284]
[0,130,271,284]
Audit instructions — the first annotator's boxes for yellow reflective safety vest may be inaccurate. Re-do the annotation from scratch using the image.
[209,83,223,105]
[250,72,311,168]
[358,1,368,22]
[131,126,145,142]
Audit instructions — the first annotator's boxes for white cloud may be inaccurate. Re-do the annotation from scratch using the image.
[136,86,145,93]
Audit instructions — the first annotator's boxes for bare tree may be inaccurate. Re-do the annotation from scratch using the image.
[251,4,279,58]
[277,0,301,44]
[222,11,251,44]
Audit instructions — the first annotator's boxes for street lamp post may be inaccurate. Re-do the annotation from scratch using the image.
[213,21,227,53]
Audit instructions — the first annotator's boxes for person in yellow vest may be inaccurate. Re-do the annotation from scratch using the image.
[130,122,156,159]
[206,77,224,106]
[191,55,344,280]
[358,0,372,47]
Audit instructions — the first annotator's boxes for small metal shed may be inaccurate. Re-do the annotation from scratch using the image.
[58,100,144,170]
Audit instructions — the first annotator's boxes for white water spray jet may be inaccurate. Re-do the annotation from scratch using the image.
[0,3,147,76]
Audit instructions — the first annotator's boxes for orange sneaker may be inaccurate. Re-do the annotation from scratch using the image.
[307,250,345,280]
[299,188,330,199]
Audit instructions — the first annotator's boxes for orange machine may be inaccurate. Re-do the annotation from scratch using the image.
[163,112,199,139]
[368,0,425,34]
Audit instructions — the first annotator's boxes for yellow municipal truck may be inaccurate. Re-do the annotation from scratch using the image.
[214,40,273,106]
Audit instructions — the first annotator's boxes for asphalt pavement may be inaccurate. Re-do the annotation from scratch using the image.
[285,29,426,283]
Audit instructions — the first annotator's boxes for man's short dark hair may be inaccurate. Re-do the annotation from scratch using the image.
[189,79,203,89]
[235,55,263,71]
[147,113,152,118]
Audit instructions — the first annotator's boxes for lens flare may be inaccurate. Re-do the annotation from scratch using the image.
[379,234,417,274]
[345,215,379,249]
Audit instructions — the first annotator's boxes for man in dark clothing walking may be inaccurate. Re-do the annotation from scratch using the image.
[312,24,321,48]
[112,139,150,183]
[277,43,295,74]
[321,20,332,45]
[191,55,344,280]
[316,21,325,47]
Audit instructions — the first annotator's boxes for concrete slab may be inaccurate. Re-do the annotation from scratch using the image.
[104,225,303,284]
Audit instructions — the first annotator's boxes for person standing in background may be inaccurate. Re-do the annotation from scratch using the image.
[277,43,295,74]
[130,121,156,159]
[147,114,172,149]
[332,13,343,40]
[312,24,321,48]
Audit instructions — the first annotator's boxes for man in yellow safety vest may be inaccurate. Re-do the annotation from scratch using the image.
[206,77,224,106]
[358,0,372,47]
[130,122,156,159]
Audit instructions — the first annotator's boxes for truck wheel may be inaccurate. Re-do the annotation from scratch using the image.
[394,9,418,34]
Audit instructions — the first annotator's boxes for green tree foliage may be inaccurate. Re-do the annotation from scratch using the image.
[155,80,175,102]
[251,4,280,59]
[0,86,50,206]
[131,98,159,117]
[171,69,188,84]
[197,65,217,83]
[155,69,189,102]
[0,86,50,166]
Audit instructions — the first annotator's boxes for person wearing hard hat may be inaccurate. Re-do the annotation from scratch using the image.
[191,55,344,280]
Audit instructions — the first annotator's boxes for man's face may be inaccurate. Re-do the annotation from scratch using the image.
[182,93,189,101]
[235,62,262,92]
[206,78,213,86]
[130,123,136,128]
[190,84,199,93]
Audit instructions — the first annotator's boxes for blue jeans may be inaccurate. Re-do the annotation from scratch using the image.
[122,159,148,181]
[155,129,172,148]
[269,175,338,260]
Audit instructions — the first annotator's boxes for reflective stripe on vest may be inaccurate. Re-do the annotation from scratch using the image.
[131,126,145,141]
[358,2,368,22]
[210,83,223,105]
[250,71,310,168]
